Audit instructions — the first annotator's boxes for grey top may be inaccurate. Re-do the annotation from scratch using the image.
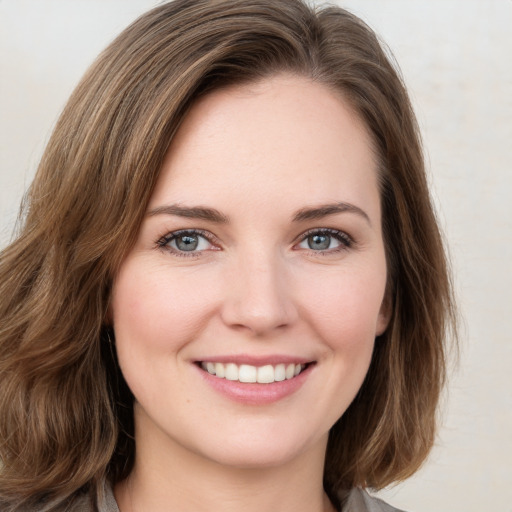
[62,484,406,512]
[344,488,406,512]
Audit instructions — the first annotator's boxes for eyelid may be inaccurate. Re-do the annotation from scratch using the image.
[294,228,354,252]
[156,229,221,256]
[155,227,354,257]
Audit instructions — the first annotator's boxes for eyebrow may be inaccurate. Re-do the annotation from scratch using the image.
[147,201,370,226]
[292,202,371,225]
[147,204,229,223]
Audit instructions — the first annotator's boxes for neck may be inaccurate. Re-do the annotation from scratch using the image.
[115,407,336,512]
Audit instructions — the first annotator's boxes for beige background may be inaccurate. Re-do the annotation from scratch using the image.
[1,1,511,510]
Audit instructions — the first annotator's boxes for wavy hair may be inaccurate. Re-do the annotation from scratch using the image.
[0,0,456,509]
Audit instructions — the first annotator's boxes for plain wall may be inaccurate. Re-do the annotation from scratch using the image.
[1,1,511,510]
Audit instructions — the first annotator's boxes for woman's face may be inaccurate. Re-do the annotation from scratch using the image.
[111,75,390,470]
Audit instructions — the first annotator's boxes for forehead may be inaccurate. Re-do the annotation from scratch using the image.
[150,74,380,219]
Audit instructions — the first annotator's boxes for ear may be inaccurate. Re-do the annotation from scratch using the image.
[375,291,392,336]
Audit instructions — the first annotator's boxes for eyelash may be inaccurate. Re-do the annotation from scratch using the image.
[155,228,354,257]
[156,229,218,258]
[296,228,354,254]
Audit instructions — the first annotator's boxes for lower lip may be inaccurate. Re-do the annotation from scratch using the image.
[196,364,313,405]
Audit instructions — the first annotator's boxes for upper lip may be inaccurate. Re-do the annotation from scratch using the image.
[194,354,314,366]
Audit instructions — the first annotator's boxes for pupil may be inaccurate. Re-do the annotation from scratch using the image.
[176,235,198,251]
[308,234,330,250]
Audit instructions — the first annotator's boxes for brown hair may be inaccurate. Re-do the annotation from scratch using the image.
[0,0,456,509]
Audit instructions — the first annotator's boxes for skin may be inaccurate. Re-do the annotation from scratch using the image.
[111,74,390,512]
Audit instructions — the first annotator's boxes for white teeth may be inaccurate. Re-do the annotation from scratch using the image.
[225,363,239,381]
[239,364,257,383]
[285,363,295,380]
[200,362,306,384]
[214,362,225,378]
[274,364,286,381]
[257,365,274,383]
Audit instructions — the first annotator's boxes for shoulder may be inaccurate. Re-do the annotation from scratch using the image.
[27,484,119,512]
[66,484,119,512]
[342,488,407,512]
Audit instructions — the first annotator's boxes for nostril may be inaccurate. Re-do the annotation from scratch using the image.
[220,299,297,336]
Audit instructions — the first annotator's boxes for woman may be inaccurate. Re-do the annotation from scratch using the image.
[0,1,455,511]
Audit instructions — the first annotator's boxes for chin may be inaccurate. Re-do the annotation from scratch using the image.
[188,427,328,471]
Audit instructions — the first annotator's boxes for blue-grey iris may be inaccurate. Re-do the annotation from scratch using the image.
[176,235,199,251]
[308,234,330,250]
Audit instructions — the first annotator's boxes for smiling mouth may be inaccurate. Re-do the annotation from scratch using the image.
[198,361,310,384]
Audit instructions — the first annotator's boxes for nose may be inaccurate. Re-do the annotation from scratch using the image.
[220,252,298,336]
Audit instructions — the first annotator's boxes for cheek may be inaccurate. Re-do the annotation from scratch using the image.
[293,269,384,429]
[111,260,218,354]
[299,265,387,350]
[110,259,221,405]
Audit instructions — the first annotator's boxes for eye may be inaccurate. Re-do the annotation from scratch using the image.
[157,229,217,255]
[296,229,353,252]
